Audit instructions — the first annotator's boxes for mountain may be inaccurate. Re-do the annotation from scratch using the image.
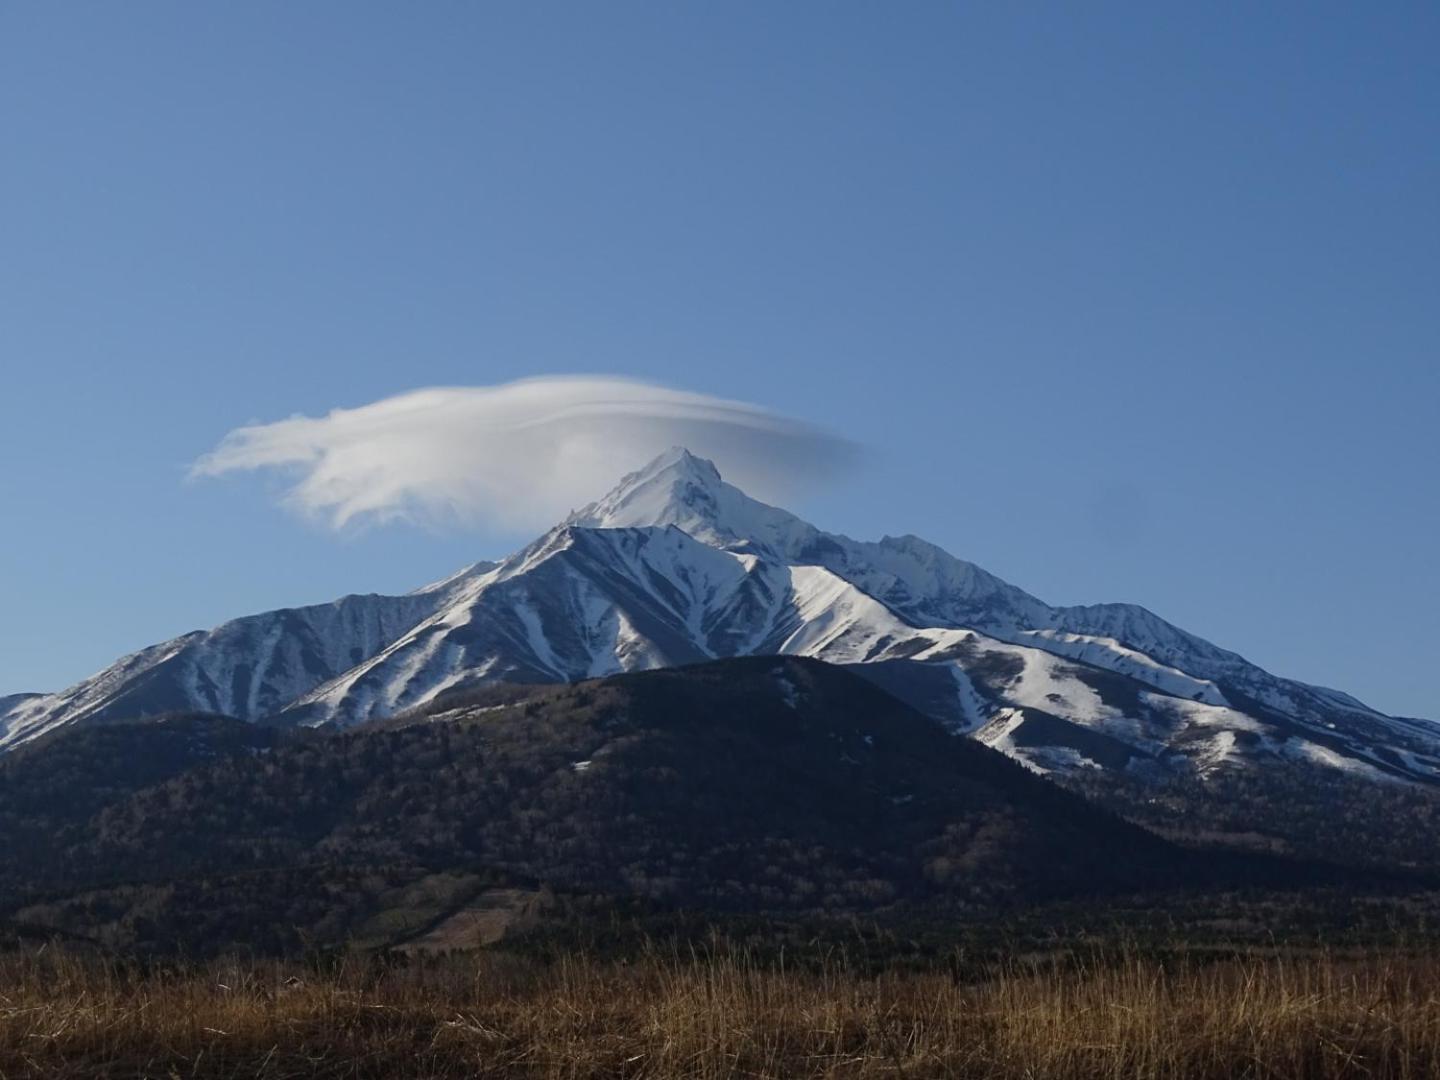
[0,695,41,733]
[0,711,283,866]
[5,448,1437,789]
[0,658,1292,955]
[0,570,493,752]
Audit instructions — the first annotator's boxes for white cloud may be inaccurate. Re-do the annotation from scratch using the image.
[190,376,855,532]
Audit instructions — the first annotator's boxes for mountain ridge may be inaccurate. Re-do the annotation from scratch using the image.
[5,447,1436,787]
[2,657,1339,956]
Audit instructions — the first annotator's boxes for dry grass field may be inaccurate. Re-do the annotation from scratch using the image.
[3,944,1440,1078]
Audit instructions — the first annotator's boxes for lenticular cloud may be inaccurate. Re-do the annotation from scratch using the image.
[190,377,854,532]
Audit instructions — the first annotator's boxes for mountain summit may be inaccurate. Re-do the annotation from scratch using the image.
[566,446,816,557]
[5,449,1438,786]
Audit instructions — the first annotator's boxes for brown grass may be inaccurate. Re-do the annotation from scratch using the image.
[3,944,1440,1078]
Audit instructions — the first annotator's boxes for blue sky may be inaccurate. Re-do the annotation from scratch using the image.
[1,3,1436,716]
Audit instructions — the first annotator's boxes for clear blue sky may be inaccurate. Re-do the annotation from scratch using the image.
[2,3,1436,716]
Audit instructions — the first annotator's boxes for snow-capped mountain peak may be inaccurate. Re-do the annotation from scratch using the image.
[570,450,1047,631]
[569,446,723,523]
[566,447,818,558]
[6,446,1437,789]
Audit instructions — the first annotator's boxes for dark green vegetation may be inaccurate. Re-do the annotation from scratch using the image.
[0,657,1433,961]
[1066,763,1440,872]
[6,660,1440,1079]
[0,713,284,872]
[0,660,1162,953]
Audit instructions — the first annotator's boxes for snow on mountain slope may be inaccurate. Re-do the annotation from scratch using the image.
[570,452,1256,691]
[0,693,42,716]
[0,695,43,738]
[569,449,1440,779]
[280,527,924,726]
[5,447,1437,789]
[279,526,744,725]
[0,584,472,751]
[569,449,1050,628]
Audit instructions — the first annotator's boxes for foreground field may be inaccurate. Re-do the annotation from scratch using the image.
[4,946,1440,1079]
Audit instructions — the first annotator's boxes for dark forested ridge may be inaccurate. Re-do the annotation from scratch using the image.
[0,658,1425,957]
[0,713,285,865]
[1064,760,1440,872]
